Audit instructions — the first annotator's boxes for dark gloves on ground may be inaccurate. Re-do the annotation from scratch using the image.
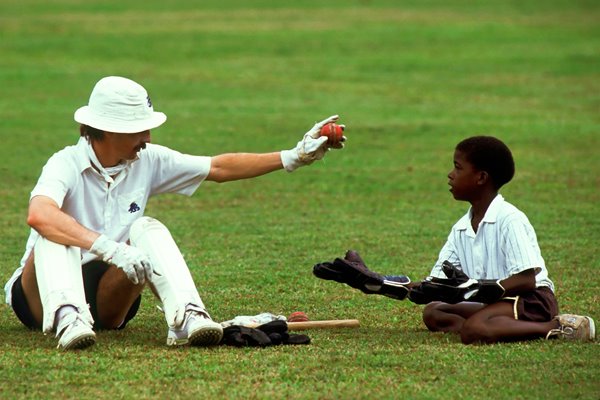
[313,250,410,300]
[221,320,310,347]
[409,261,505,304]
[221,325,272,347]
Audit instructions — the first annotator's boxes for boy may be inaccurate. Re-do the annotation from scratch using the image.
[314,136,595,344]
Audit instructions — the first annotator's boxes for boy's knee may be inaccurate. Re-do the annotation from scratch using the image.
[460,318,492,344]
[422,302,443,332]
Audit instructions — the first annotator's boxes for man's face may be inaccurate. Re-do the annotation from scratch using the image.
[447,149,482,201]
[105,130,151,161]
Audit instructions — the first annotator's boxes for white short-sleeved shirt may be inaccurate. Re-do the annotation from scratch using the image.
[4,137,211,305]
[430,194,554,292]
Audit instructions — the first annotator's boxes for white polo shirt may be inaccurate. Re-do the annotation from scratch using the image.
[4,137,211,305]
[430,194,554,291]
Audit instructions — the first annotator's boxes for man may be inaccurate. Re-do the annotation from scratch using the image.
[4,76,345,350]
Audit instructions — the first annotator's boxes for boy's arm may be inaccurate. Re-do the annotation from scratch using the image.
[409,263,538,304]
[499,268,536,296]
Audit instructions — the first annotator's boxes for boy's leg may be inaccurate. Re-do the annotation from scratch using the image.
[459,301,558,344]
[422,301,486,333]
[423,300,558,344]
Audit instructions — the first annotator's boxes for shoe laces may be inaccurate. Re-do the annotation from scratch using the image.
[546,325,575,340]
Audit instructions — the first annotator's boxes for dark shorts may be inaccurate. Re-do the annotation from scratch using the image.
[506,286,558,322]
[11,260,142,331]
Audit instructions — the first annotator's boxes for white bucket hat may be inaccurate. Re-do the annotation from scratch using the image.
[74,76,167,133]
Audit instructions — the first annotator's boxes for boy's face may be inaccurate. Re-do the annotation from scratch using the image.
[447,149,483,201]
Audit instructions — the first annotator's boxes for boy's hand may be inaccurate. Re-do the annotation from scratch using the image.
[440,261,505,303]
[313,250,410,300]
[408,261,474,304]
[412,261,505,304]
[411,276,472,304]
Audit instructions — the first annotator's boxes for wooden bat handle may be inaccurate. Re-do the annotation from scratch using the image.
[287,319,360,331]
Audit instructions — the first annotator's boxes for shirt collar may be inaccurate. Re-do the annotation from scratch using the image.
[455,194,505,231]
[74,137,94,173]
[481,194,505,223]
[74,137,137,183]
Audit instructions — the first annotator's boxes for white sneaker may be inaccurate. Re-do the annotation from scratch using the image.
[166,308,223,347]
[546,314,595,342]
[56,312,96,350]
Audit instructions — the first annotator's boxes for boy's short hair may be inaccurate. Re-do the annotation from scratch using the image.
[456,136,515,189]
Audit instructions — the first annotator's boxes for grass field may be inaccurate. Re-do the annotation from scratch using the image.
[0,1,599,398]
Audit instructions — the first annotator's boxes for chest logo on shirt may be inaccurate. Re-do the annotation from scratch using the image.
[128,202,141,213]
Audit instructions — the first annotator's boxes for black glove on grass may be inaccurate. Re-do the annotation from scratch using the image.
[221,321,310,347]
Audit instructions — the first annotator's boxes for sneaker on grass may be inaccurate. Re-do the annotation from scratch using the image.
[167,306,223,347]
[546,314,595,341]
[56,312,96,350]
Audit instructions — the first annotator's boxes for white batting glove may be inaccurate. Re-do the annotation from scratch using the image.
[90,234,153,285]
[280,115,343,172]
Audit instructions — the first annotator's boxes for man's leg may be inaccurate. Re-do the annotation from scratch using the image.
[129,216,223,346]
[22,237,96,350]
[91,262,145,330]
[20,251,43,326]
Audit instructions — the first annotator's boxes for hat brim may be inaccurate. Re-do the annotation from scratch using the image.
[74,106,167,134]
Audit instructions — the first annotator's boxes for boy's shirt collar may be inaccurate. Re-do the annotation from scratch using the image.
[456,194,505,231]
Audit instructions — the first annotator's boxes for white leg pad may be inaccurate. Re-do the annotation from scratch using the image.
[129,217,206,329]
[34,237,93,333]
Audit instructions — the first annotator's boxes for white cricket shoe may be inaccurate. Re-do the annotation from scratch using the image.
[166,307,223,347]
[56,312,96,350]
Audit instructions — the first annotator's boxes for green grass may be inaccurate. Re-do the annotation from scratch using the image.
[1,0,599,398]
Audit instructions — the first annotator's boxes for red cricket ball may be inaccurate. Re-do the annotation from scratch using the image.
[288,311,309,322]
[319,123,344,145]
